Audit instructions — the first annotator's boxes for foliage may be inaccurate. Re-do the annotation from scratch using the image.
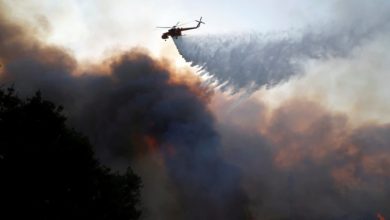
[0,88,141,219]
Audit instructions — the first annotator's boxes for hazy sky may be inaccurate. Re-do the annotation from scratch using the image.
[3,0,336,61]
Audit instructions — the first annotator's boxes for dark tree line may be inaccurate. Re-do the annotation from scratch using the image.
[0,88,141,219]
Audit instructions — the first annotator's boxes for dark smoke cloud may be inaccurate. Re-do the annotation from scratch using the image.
[0,6,248,220]
[73,54,249,220]
[174,1,390,93]
[216,97,390,219]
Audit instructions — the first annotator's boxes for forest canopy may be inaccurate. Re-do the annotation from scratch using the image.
[0,88,141,220]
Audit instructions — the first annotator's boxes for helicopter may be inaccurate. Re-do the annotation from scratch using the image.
[157,17,205,40]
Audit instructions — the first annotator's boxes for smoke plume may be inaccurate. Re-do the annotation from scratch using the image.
[213,95,390,219]
[2,0,390,219]
[0,6,248,220]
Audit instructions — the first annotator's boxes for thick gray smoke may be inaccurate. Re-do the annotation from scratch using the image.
[174,1,390,92]
[0,9,248,220]
[216,99,390,219]
[3,0,390,219]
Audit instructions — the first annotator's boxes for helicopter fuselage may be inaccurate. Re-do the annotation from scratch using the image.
[159,17,204,40]
[162,28,183,39]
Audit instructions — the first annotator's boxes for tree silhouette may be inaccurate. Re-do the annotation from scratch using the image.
[0,87,141,220]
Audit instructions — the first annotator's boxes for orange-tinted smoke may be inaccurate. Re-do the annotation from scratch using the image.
[378,213,386,220]
[0,3,76,73]
[259,99,351,168]
[256,98,390,188]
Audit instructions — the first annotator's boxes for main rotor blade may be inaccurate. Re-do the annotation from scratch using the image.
[176,21,193,27]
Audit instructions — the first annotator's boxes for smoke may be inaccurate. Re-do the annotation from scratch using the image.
[204,1,390,218]
[174,0,390,93]
[213,95,390,219]
[0,6,248,220]
[3,0,390,219]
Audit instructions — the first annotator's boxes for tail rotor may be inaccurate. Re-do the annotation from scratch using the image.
[195,17,205,25]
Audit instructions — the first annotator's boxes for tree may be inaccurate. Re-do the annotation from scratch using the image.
[0,88,141,220]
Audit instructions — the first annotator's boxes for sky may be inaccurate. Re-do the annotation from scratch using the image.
[3,0,336,61]
[2,0,390,219]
